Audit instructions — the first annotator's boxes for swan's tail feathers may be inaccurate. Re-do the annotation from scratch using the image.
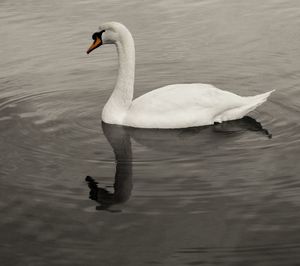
[244,89,275,110]
[216,90,275,123]
[247,89,275,104]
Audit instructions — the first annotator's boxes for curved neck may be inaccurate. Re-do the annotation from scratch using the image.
[114,37,135,104]
[102,28,135,125]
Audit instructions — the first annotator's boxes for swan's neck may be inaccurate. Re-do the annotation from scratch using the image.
[115,38,135,103]
[102,29,135,125]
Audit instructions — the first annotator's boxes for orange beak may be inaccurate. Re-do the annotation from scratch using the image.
[87,37,102,54]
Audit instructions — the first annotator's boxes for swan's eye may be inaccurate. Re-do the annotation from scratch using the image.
[92,30,105,41]
[98,30,105,38]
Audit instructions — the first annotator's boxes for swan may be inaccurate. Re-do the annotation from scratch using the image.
[87,22,274,129]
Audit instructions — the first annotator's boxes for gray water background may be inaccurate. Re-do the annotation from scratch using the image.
[1,0,300,265]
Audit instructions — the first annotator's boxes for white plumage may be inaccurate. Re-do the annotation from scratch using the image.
[126,84,274,128]
[87,22,274,129]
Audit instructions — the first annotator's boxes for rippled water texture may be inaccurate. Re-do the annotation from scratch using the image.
[1,0,300,265]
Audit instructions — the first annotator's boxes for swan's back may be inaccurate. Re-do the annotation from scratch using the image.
[124,83,249,128]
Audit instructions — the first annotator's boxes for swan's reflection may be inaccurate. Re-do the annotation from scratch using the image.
[86,123,132,212]
[86,116,271,211]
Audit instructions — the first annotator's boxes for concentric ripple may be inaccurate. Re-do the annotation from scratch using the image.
[0,77,300,215]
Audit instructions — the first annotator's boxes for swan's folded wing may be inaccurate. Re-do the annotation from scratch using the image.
[124,83,245,128]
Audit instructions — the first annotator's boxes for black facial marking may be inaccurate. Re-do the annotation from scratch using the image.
[92,30,105,41]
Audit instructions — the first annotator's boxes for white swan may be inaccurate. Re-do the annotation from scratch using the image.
[87,22,274,129]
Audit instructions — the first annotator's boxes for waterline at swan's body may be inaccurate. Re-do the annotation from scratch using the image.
[87,22,274,129]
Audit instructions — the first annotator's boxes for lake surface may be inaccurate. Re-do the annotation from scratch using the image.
[1,0,300,265]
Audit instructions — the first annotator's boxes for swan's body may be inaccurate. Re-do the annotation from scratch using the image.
[124,84,273,128]
[87,22,274,129]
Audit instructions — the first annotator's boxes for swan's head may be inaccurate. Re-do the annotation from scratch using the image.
[87,22,131,54]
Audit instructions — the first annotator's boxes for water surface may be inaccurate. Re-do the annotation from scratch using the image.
[1,0,300,265]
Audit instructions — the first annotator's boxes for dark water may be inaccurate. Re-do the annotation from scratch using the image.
[1,0,300,265]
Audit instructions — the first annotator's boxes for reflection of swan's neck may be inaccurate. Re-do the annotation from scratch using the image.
[102,123,133,207]
[102,29,135,125]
